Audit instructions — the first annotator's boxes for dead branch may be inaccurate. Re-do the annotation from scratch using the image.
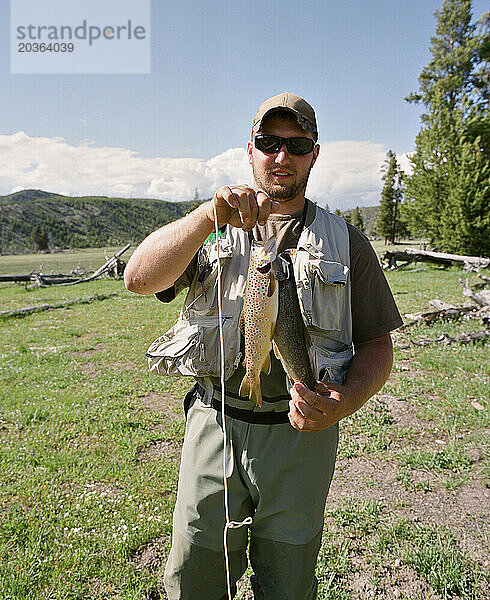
[410,330,489,346]
[56,244,130,286]
[381,248,490,271]
[459,278,490,308]
[15,244,131,288]
[0,293,118,319]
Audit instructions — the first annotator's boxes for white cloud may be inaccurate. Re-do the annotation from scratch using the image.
[0,131,410,209]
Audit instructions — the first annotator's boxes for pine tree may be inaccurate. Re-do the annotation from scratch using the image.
[31,224,49,252]
[351,207,365,232]
[405,0,489,254]
[378,151,404,244]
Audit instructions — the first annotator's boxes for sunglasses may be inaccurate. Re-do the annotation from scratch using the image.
[253,134,316,156]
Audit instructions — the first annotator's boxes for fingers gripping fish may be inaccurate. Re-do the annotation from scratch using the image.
[239,239,278,407]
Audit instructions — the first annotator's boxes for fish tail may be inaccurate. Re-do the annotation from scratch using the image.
[239,374,262,407]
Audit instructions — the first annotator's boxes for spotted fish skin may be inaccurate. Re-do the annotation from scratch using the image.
[238,241,278,407]
[272,251,316,391]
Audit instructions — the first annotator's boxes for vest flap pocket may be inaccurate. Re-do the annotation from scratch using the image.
[309,343,353,385]
[147,316,241,379]
[311,260,348,286]
[147,320,200,377]
[308,260,349,332]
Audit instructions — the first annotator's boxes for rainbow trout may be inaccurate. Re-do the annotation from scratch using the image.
[272,251,316,391]
[239,239,278,407]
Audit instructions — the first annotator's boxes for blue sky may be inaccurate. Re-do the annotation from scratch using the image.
[1,0,488,209]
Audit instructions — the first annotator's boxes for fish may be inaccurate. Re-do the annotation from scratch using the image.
[272,251,317,391]
[238,239,279,407]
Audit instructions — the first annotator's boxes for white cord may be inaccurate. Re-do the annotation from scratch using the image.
[212,199,252,600]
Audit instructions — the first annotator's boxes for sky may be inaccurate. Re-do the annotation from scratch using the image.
[0,0,488,210]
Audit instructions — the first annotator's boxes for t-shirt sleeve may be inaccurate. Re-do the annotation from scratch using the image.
[154,254,198,303]
[348,225,403,343]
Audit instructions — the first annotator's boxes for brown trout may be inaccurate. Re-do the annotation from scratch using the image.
[238,240,278,406]
[272,251,317,391]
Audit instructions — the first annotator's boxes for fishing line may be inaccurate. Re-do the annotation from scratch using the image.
[212,198,252,600]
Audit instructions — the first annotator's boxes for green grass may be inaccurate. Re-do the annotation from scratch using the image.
[0,249,489,599]
[0,246,134,276]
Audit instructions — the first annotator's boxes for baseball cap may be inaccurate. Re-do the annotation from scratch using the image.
[252,92,318,138]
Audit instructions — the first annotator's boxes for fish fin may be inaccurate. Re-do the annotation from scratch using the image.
[239,375,250,398]
[261,352,271,374]
[272,340,281,360]
[250,378,262,406]
[266,275,276,297]
[239,310,245,335]
[239,375,262,407]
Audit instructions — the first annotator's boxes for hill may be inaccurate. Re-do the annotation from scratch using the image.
[0,190,201,254]
[342,206,379,237]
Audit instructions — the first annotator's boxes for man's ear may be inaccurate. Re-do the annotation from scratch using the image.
[311,144,320,168]
[247,140,253,165]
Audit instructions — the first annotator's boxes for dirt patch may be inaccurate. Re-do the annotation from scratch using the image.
[132,535,170,572]
[379,392,423,432]
[72,342,106,357]
[138,392,181,417]
[349,556,442,600]
[136,440,181,462]
[77,359,137,378]
[78,362,102,377]
[329,455,490,568]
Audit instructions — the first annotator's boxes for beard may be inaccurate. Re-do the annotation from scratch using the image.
[251,159,314,201]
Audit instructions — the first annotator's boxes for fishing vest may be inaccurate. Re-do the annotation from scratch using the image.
[147,204,353,387]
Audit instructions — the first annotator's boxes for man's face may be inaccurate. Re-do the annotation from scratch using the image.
[247,113,319,207]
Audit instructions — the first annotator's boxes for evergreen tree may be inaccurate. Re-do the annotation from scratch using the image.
[334,208,342,216]
[378,151,404,244]
[405,0,489,254]
[31,224,49,251]
[351,207,365,232]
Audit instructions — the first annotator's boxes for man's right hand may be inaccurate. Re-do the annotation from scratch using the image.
[206,185,281,231]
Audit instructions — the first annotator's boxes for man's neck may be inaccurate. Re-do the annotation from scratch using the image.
[271,195,306,216]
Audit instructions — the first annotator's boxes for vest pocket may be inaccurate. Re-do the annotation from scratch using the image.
[309,343,353,385]
[147,315,241,379]
[300,259,349,332]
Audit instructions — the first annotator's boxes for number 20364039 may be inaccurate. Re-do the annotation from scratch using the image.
[18,42,74,52]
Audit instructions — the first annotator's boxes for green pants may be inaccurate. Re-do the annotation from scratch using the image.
[164,528,321,599]
[164,393,338,599]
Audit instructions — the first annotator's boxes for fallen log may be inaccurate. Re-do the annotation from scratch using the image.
[411,330,489,346]
[0,293,118,319]
[381,248,490,271]
[56,244,130,286]
[459,278,490,308]
[23,244,131,288]
[0,274,32,282]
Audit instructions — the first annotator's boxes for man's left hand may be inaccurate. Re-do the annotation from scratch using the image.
[288,381,346,432]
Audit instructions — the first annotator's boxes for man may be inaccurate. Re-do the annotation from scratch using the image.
[124,92,403,599]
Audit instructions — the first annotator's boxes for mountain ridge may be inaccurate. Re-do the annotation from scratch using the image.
[0,189,201,254]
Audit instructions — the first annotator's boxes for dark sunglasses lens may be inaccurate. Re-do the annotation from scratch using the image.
[255,135,281,153]
[287,138,315,155]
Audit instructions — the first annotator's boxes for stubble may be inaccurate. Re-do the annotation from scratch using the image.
[252,158,315,202]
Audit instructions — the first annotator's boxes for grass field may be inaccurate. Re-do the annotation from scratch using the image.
[0,247,488,599]
[0,247,133,277]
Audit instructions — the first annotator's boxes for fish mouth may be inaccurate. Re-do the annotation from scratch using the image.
[256,263,272,274]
